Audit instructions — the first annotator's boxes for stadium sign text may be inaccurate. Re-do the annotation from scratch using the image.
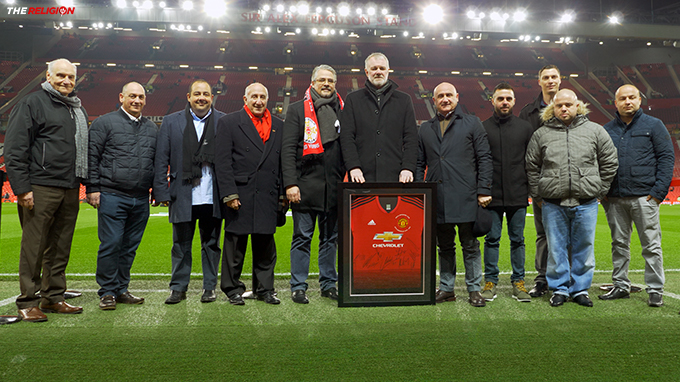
[241,12,416,27]
[6,6,75,15]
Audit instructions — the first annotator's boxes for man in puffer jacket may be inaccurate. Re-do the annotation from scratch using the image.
[525,89,618,308]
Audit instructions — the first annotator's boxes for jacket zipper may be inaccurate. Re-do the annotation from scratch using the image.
[41,142,46,170]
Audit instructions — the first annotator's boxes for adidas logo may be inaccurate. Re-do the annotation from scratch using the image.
[368,220,376,226]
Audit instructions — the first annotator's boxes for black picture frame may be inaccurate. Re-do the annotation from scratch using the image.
[337,182,437,307]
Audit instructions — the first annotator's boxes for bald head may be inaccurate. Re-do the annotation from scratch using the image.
[432,82,459,115]
[614,84,642,124]
[553,89,578,125]
[119,81,146,118]
[243,82,269,117]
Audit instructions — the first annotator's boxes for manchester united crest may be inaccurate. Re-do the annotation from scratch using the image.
[395,214,411,232]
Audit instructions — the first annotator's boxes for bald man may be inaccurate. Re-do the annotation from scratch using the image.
[416,82,492,307]
[525,89,618,307]
[85,81,158,310]
[215,83,284,305]
[599,85,674,307]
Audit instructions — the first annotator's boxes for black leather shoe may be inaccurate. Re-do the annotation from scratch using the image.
[165,290,186,304]
[229,294,245,305]
[99,295,116,310]
[0,315,20,325]
[321,287,338,300]
[435,289,457,303]
[573,294,594,307]
[550,293,567,307]
[292,290,309,304]
[117,291,144,305]
[648,293,663,307]
[598,287,630,300]
[229,293,246,305]
[529,282,548,297]
[469,291,486,307]
[201,290,217,303]
[257,291,281,305]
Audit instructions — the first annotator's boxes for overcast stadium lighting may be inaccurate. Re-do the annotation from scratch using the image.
[560,12,574,23]
[116,0,126,8]
[423,4,443,24]
[298,3,309,15]
[338,4,350,16]
[513,10,526,21]
[159,1,166,8]
[142,0,152,9]
[132,1,139,8]
[276,4,284,12]
[609,15,620,24]
[182,1,193,11]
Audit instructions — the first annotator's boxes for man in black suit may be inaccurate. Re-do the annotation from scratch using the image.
[154,80,225,304]
[215,83,284,305]
[281,64,345,304]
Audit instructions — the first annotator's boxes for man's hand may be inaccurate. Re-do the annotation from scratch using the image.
[227,199,241,210]
[17,192,34,210]
[86,192,101,209]
[478,194,492,207]
[349,168,365,183]
[399,170,414,183]
[286,186,301,203]
[647,195,662,204]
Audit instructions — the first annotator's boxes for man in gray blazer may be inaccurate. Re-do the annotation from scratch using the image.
[154,79,225,304]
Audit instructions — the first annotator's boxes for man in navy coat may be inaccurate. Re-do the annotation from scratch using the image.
[154,80,225,304]
[215,82,284,305]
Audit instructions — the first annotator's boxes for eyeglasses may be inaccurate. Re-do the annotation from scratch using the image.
[314,78,336,84]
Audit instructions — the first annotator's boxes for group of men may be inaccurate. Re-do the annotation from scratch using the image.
[2,55,674,323]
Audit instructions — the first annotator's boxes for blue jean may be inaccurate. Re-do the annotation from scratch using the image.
[437,222,483,293]
[96,192,149,297]
[542,199,597,297]
[289,209,338,292]
[483,207,526,283]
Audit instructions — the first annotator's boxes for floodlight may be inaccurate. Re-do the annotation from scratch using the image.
[7,0,16,4]
[490,11,500,21]
[205,0,227,17]
[367,7,375,15]
[326,7,332,13]
[295,28,301,33]
[98,22,104,28]
[159,2,166,8]
[330,29,336,35]
[311,28,318,35]
[198,25,203,31]
[423,4,443,24]
[609,15,619,24]
[132,1,139,8]
[467,10,475,19]
[66,21,73,27]
[339,29,345,35]
[560,12,574,23]
[478,12,485,19]
[381,8,388,15]
[142,0,152,9]
[116,0,127,9]
[338,5,350,16]
[315,6,321,13]
[290,5,296,13]
[356,8,362,15]
[262,4,270,11]
[58,0,74,7]
[178,24,185,30]
[403,31,408,37]
[276,4,284,12]
[182,1,193,11]
[264,26,271,33]
[513,10,526,21]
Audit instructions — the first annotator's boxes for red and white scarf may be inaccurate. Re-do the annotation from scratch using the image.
[302,86,343,157]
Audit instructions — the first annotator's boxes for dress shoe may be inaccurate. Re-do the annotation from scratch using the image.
[321,287,338,300]
[18,307,48,322]
[0,315,21,325]
[40,301,83,314]
[550,293,567,307]
[64,290,82,299]
[242,291,256,300]
[598,287,630,300]
[99,295,116,310]
[435,289,457,303]
[201,290,217,303]
[573,294,594,307]
[292,290,309,304]
[165,290,187,304]
[229,294,245,305]
[257,291,281,305]
[648,293,663,307]
[468,291,486,307]
[117,291,144,305]
[529,282,548,298]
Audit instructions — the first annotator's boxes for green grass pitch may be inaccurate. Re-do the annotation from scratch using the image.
[1,203,680,381]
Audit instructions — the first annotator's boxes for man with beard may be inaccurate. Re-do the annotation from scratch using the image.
[340,52,418,183]
[481,83,534,302]
[282,65,345,304]
[154,80,225,305]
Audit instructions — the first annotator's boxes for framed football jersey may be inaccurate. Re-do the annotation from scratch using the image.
[338,182,436,307]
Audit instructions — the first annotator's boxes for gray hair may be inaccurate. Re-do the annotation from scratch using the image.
[364,52,389,69]
[244,82,269,98]
[311,64,337,82]
[47,58,77,76]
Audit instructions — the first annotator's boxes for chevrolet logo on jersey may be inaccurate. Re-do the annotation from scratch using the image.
[373,232,403,242]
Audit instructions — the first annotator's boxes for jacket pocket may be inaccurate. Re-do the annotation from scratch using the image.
[578,166,601,198]
[537,168,560,198]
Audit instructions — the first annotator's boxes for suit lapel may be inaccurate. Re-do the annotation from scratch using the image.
[239,109,265,152]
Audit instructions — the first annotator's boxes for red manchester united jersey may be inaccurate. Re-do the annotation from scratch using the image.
[350,195,424,294]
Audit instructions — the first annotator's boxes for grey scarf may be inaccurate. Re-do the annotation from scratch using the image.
[310,88,340,145]
[41,81,88,179]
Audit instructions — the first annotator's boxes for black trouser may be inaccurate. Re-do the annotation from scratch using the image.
[220,232,276,298]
